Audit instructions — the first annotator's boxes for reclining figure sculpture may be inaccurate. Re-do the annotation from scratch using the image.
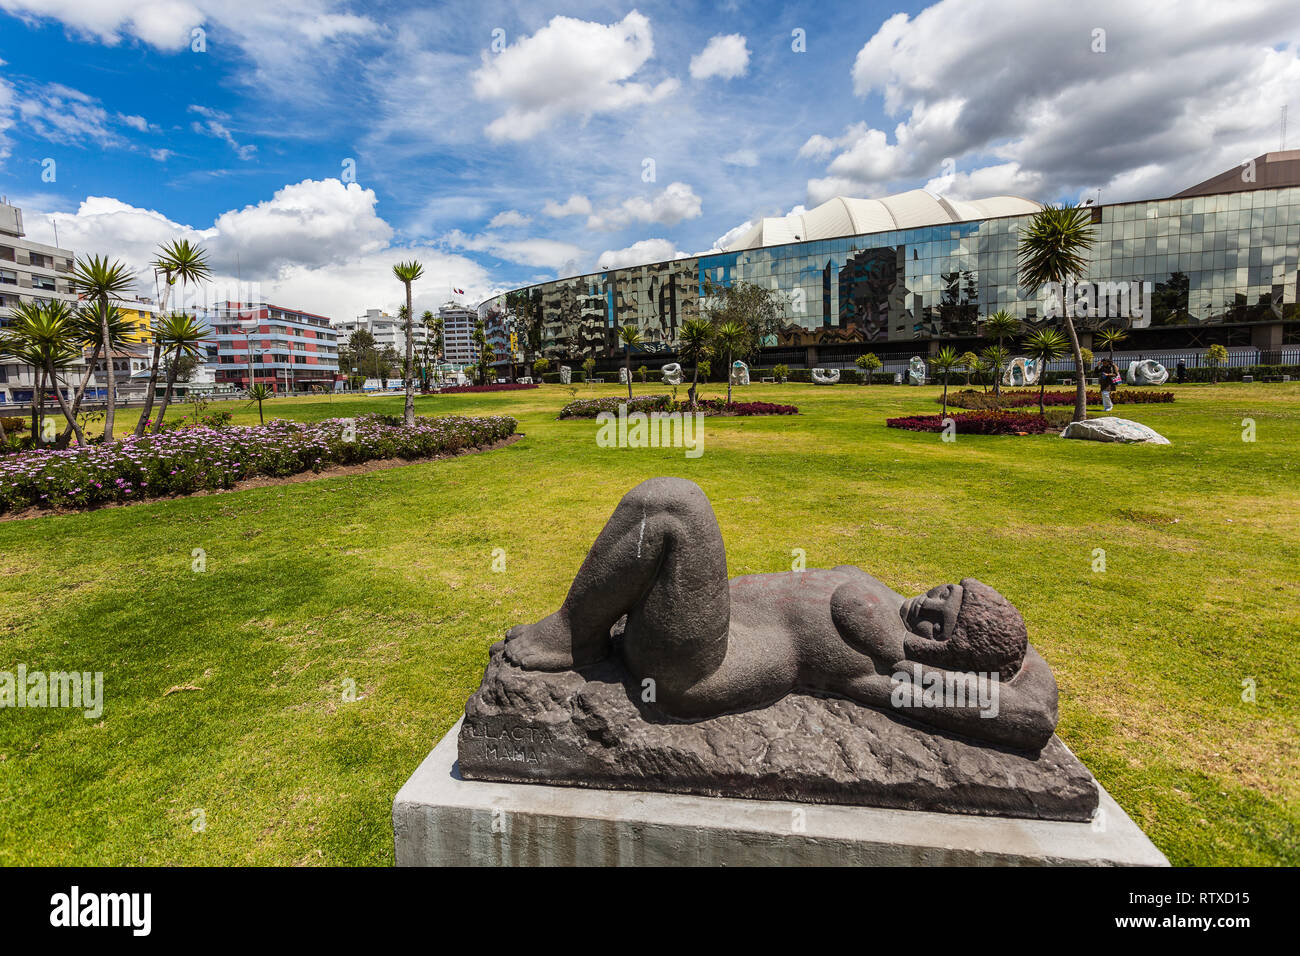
[501,477,1057,752]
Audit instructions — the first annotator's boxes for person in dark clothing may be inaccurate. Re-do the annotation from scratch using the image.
[1176,358,1187,384]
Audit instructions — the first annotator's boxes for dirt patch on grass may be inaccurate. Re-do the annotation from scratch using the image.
[0,433,524,522]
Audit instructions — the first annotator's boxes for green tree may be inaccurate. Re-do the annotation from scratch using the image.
[1022,327,1070,415]
[637,365,647,383]
[152,312,209,432]
[471,319,488,384]
[958,350,980,386]
[1018,205,1097,422]
[392,259,424,424]
[980,344,1009,400]
[247,383,273,425]
[582,355,596,388]
[532,357,550,379]
[714,319,746,403]
[773,363,789,383]
[618,324,642,399]
[1095,325,1128,363]
[1205,344,1229,383]
[70,254,136,443]
[677,318,714,409]
[931,346,961,419]
[137,239,210,436]
[981,310,1020,396]
[62,301,132,445]
[855,352,882,385]
[5,300,82,445]
[701,278,785,355]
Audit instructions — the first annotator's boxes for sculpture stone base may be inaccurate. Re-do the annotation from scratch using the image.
[456,644,1099,823]
[394,718,1168,866]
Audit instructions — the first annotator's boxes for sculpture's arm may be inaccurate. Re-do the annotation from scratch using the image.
[882,645,1059,751]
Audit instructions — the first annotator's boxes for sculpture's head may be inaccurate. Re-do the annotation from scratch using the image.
[900,579,1027,679]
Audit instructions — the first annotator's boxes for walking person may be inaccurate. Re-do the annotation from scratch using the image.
[1096,357,1119,412]
[1176,357,1187,384]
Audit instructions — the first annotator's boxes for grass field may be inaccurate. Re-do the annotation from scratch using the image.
[1,380,1296,865]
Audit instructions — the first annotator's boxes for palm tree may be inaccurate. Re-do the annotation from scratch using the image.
[136,239,210,436]
[62,301,132,445]
[392,260,424,424]
[7,301,82,445]
[677,318,714,410]
[247,383,273,425]
[931,346,960,419]
[1022,328,1070,415]
[981,310,1020,396]
[1018,205,1097,422]
[980,344,1009,400]
[70,255,136,443]
[1095,325,1127,364]
[714,320,746,404]
[618,324,642,400]
[151,312,208,432]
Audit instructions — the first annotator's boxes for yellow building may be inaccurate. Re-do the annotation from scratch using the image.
[111,298,157,345]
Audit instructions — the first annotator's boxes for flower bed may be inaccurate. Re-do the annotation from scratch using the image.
[944,388,1175,410]
[559,395,798,419]
[0,413,516,515]
[886,410,1058,435]
[435,383,540,394]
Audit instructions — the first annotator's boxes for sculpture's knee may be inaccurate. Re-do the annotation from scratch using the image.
[620,476,708,516]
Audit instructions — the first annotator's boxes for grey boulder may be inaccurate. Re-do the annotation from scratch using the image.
[1061,417,1170,444]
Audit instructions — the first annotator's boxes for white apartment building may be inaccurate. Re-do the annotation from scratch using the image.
[439,302,479,367]
[334,308,432,356]
[0,199,84,406]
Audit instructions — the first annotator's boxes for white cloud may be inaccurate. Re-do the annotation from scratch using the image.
[472,11,679,141]
[0,75,14,162]
[149,148,173,162]
[541,193,592,218]
[586,181,703,231]
[188,104,256,159]
[117,113,150,132]
[595,238,686,270]
[689,34,749,81]
[14,82,120,147]
[721,148,758,167]
[487,209,531,228]
[710,219,753,251]
[443,230,584,270]
[805,0,1300,204]
[18,180,489,320]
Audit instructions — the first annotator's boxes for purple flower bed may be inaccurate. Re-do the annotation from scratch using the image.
[437,383,540,393]
[886,410,1057,435]
[559,394,798,418]
[0,413,516,515]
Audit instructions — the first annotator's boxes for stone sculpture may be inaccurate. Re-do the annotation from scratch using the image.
[460,477,1098,820]
[618,367,629,385]
[1002,357,1041,387]
[1061,418,1170,444]
[661,363,684,385]
[559,365,572,385]
[908,356,927,385]
[729,360,750,387]
[1125,359,1169,386]
[810,367,839,385]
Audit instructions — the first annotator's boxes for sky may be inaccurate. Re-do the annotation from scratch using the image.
[0,0,1296,321]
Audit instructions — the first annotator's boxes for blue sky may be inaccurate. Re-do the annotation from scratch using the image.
[0,0,1295,319]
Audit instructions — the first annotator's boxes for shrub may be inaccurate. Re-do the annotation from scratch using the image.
[0,413,517,515]
[773,364,789,382]
[886,410,1057,435]
[437,383,539,393]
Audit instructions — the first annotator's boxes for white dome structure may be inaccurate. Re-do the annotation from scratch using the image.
[724,189,1042,252]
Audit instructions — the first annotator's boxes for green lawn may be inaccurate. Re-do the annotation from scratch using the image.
[1,381,1296,865]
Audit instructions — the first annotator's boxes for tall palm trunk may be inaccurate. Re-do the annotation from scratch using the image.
[99,295,117,443]
[58,340,104,446]
[152,352,180,433]
[32,367,44,448]
[1061,314,1087,422]
[45,364,85,446]
[403,285,415,425]
[689,365,699,410]
[725,349,733,404]
[993,336,1003,396]
[134,339,164,436]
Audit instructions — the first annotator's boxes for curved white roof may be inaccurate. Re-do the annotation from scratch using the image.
[724,189,1042,252]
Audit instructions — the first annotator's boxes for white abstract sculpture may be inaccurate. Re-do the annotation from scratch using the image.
[662,363,684,385]
[908,356,927,385]
[619,367,629,385]
[1002,357,1041,387]
[519,376,533,384]
[560,365,572,385]
[730,361,750,387]
[811,367,840,385]
[1125,360,1169,386]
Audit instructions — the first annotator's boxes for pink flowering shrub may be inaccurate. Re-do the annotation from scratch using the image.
[0,413,516,514]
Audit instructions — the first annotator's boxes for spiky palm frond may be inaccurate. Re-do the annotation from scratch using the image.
[70,254,137,301]
[1017,205,1095,292]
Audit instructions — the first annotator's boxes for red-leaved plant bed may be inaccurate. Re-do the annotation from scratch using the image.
[436,383,540,393]
[886,410,1057,435]
[945,389,1173,409]
[694,399,798,416]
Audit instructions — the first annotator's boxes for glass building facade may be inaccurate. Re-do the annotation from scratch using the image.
[483,172,1300,367]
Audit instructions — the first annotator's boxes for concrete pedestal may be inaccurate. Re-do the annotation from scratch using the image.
[393,718,1169,867]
